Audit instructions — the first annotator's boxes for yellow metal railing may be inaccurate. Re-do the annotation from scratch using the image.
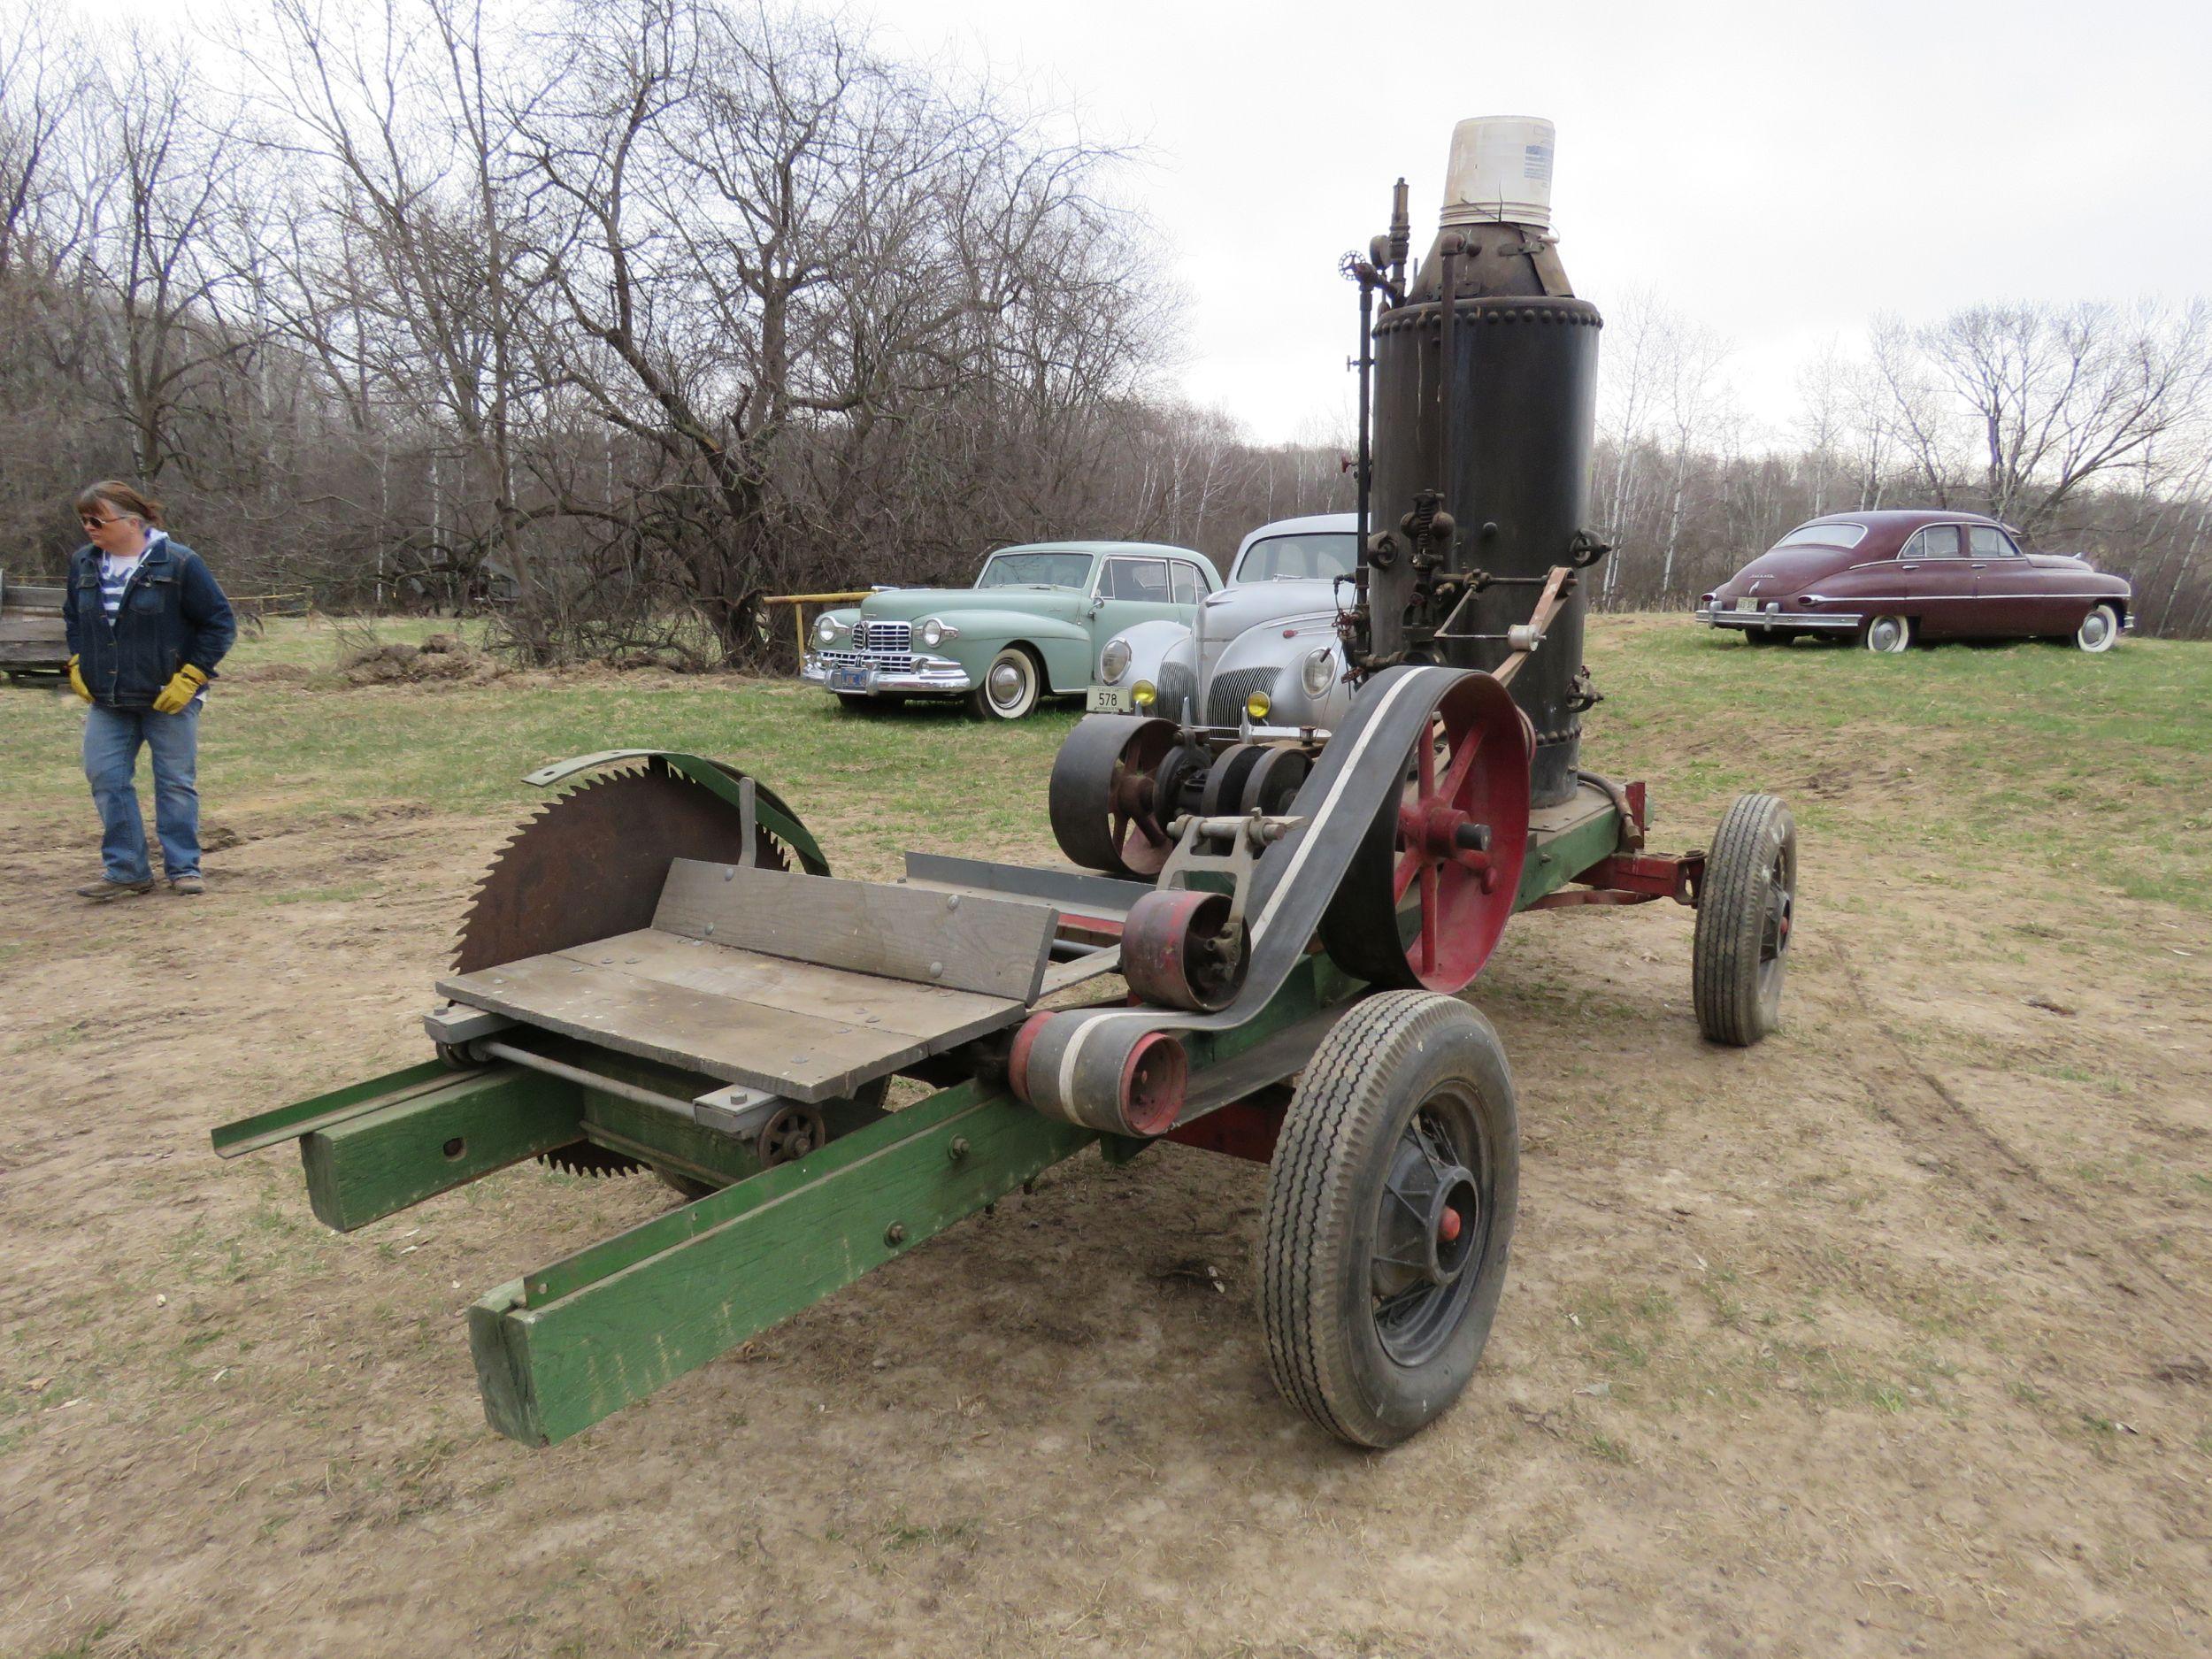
[761,590,868,659]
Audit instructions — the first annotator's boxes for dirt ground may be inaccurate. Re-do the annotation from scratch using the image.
[4,671,2210,1656]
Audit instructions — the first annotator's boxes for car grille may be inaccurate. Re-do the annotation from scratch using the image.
[1155,664,1198,723]
[1207,665,1278,727]
[859,620,910,654]
[816,647,916,672]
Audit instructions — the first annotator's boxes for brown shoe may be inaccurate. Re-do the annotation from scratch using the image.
[167,873,206,895]
[78,877,157,901]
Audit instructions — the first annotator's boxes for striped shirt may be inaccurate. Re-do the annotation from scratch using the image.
[98,530,167,622]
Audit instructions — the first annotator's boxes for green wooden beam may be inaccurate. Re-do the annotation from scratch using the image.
[1514,803,1624,910]
[212,1058,459,1159]
[301,1067,583,1233]
[470,1080,1093,1446]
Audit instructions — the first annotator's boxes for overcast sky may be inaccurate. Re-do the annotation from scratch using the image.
[80,0,2212,446]
[878,0,2212,444]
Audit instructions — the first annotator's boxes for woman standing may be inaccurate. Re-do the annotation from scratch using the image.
[62,481,235,899]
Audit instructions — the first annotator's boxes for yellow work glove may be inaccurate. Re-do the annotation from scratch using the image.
[67,655,92,703]
[151,663,209,714]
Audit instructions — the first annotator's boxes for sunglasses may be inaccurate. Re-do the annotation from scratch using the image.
[80,513,136,530]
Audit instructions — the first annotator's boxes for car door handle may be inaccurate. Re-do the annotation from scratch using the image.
[1970,562,1987,569]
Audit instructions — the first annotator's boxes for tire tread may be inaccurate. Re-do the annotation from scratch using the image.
[1260,991,1505,1446]
[1692,792,1793,1045]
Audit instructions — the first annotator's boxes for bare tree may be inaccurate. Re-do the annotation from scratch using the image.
[1923,299,2212,531]
[259,0,552,610]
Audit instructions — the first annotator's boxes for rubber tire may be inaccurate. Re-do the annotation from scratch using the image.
[1692,793,1796,1047]
[1259,991,1518,1448]
[1861,615,1911,653]
[966,646,1041,720]
[2075,603,2121,653]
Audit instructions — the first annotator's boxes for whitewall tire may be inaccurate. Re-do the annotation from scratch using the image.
[1862,615,1912,654]
[2075,604,2120,653]
[968,646,1042,719]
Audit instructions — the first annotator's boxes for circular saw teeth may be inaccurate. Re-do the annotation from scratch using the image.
[538,1142,645,1179]
[449,763,794,973]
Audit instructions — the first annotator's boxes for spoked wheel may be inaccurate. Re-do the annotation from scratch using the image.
[1260,991,1518,1448]
[1692,792,1797,1046]
[1048,715,1188,877]
[1320,673,1532,993]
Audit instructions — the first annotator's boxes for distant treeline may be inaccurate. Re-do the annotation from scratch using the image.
[4,2,2205,656]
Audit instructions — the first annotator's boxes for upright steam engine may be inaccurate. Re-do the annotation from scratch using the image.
[1350,116,1605,808]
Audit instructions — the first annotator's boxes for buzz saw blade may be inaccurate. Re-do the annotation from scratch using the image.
[455,759,794,1178]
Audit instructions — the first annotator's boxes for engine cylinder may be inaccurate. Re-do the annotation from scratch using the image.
[1369,122,1601,808]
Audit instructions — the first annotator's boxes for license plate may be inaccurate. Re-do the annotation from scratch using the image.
[1735,597,1758,613]
[1087,685,1130,713]
[831,667,872,693]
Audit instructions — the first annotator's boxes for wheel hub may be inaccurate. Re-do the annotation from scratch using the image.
[1372,1124,1480,1302]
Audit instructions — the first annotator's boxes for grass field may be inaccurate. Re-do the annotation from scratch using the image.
[4,613,2209,1658]
[5,611,2206,903]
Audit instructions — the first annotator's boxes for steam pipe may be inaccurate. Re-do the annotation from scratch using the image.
[1388,177,1410,292]
[1442,234,1460,526]
[1355,271,1374,591]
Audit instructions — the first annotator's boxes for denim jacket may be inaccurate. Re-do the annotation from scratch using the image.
[64,537,237,709]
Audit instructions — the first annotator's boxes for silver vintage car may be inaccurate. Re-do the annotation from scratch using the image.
[1088,512,1358,738]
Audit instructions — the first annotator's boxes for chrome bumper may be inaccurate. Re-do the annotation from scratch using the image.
[802,652,973,695]
[1696,608,1863,632]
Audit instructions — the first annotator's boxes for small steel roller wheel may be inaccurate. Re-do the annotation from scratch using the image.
[1239,744,1309,817]
[1259,991,1518,1448]
[1692,792,1796,1046]
[1120,887,1248,1011]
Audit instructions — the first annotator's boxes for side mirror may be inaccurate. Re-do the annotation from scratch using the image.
[1090,594,1105,611]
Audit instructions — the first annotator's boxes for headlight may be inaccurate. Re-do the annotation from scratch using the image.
[814,614,840,647]
[1246,690,1271,723]
[1300,646,1335,699]
[1132,679,1157,708]
[1100,637,1133,683]
[918,618,958,649]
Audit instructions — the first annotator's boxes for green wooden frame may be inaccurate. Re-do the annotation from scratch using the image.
[471,1080,1094,1445]
[212,797,1624,1446]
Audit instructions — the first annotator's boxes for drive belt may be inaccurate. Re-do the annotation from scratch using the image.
[1022,664,1509,1126]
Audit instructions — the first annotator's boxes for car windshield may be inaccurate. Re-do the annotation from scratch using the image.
[976,550,1094,588]
[1771,521,1868,550]
[1234,533,1358,582]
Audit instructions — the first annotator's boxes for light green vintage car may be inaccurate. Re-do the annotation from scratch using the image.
[801,541,1220,719]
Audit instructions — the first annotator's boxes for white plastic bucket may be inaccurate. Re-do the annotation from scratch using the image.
[1440,116,1555,231]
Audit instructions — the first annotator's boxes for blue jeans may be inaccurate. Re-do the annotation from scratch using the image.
[83,701,203,882]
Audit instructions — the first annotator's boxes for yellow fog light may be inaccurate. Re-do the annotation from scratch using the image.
[1245,690,1271,722]
[1132,680,1157,708]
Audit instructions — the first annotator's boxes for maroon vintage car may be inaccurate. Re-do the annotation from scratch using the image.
[1696,511,2131,653]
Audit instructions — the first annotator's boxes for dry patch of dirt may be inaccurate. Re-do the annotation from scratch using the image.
[3,745,2209,1657]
